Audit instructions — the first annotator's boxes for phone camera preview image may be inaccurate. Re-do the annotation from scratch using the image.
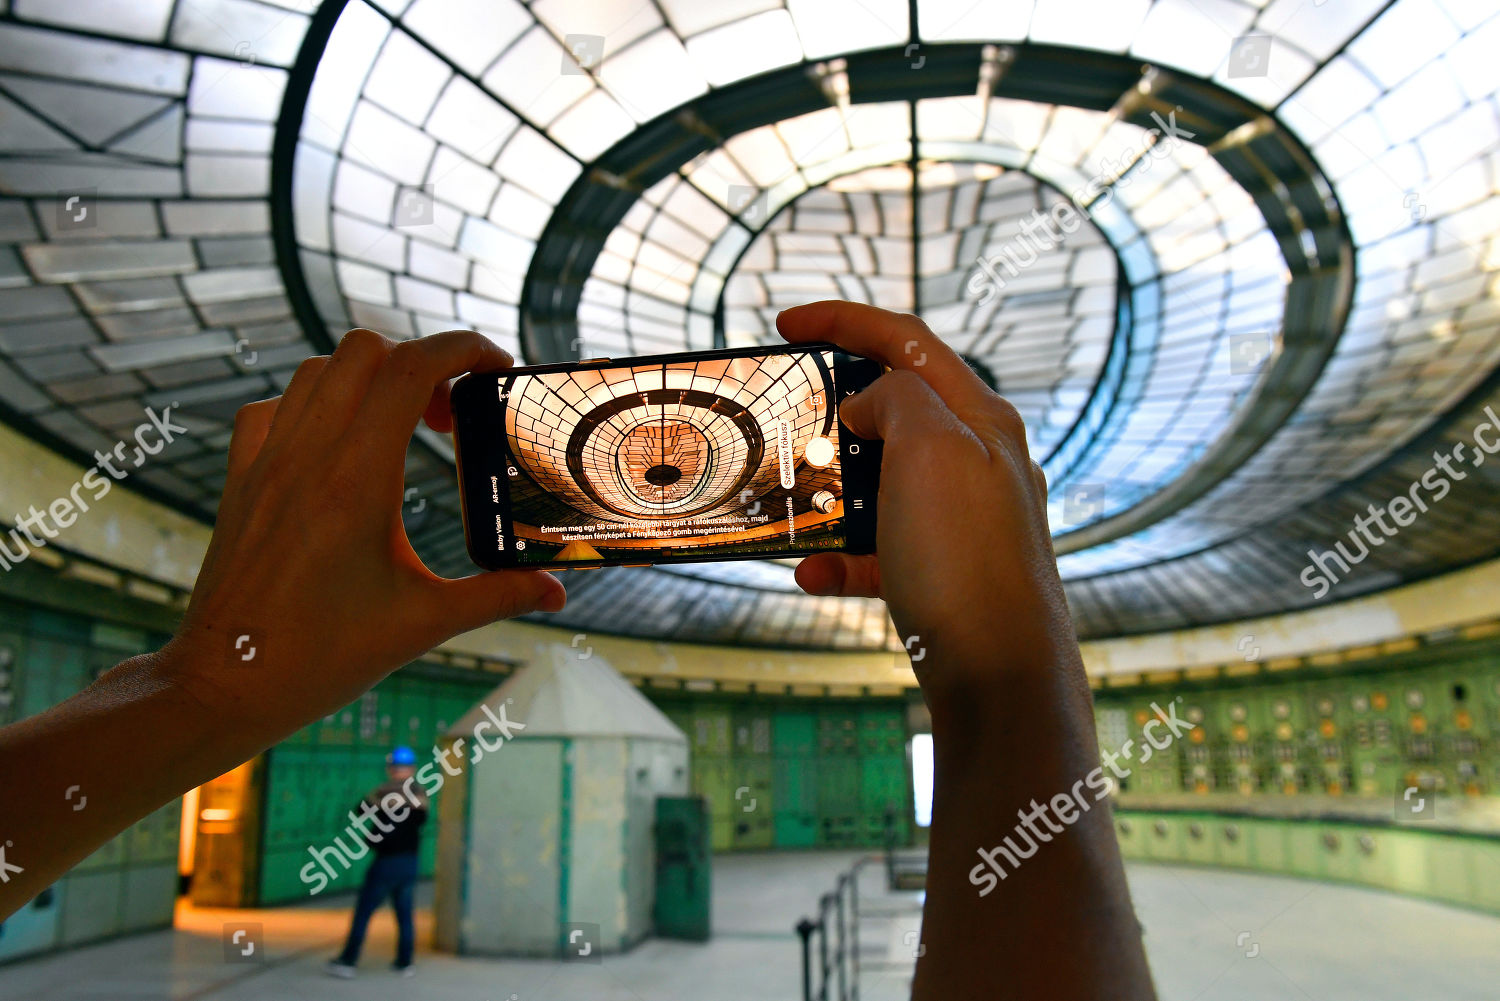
[480,348,860,567]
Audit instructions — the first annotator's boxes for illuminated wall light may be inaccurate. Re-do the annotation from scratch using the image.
[199,808,236,822]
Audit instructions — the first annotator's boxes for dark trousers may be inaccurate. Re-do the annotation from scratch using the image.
[336,852,418,968]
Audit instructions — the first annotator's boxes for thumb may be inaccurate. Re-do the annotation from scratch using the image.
[423,570,567,637]
[838,368,960,444]
[796,552,882,599]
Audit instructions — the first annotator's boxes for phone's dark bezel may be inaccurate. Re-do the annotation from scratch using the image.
[451,341,883,572]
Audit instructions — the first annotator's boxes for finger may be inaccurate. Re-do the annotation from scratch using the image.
[226,398,278,484]
[421,570,567,637]
[294,328,399,442]
[837,368,975,448]
[423,378,455,434]
[1030,461,1049,502]
[777,301,996,422]
[203,398,279,581]
[266,356,328,440]
[356,330,513,454]
[795,552,881,599]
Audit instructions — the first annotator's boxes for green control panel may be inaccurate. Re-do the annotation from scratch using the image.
[1093,636,1500,815]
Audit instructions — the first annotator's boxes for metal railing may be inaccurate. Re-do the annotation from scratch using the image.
[797,812,932,1001]
[795,856,870,1001]
[883,816,928,893]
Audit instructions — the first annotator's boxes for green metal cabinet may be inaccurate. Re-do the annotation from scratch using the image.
[772,710,816,757]
[317,702,358,747]
[860,755,906,816]
[1468,839,1500,911]
[1181,818,1216,865]
[1422,827,1474,903]
[774,812,819,848]
[1213,818,1252,868]
[817,757,859,815]
[691,756,735,817]
[819,707,859,757]
[732,706,772,756]
[1315,826,1359,882]
[858,705,904,756]
[730,758,773,849]
[655,797,711,939]
[773,756,818,814]
[1114,809,1500,917]
[28,607,89,642]
[1348,828,1395,888]
[259,847,316,904]
[1141,814,1184,861]
[393,686,430,751]
[20,638,86,719]
[1114,815,1144,859]
[692,704,732,757]
[433,688,473,747]
[263,749,309,849]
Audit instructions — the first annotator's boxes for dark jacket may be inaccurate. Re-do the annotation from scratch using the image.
[358,780,428,856]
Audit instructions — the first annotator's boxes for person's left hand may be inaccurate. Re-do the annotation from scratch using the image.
[164,329,566,737]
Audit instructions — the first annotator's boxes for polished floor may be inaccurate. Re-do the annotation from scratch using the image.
[3,852,1499,1000]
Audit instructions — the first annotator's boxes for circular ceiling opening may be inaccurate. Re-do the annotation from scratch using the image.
[644,464,684,488]
[722,160,1121,458]
[618,418,707,507]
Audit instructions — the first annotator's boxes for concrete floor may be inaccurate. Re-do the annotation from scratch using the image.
[3,853,1499,1000]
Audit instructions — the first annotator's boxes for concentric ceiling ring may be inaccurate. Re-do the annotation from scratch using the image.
[181,0,1482,651]
[275,9,1359,606]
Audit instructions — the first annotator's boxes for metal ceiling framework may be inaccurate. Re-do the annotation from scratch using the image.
[719,164,1128,461]
[516,41,1355,557]
[0,0,1497,649]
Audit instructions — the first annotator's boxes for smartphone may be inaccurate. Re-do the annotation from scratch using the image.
[451,342,884,570]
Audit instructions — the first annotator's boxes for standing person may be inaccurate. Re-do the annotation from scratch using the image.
[327,746,428,978]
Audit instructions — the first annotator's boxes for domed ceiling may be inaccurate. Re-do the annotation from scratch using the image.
[0,0,1497,648]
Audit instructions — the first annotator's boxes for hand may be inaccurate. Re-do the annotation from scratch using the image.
[778,302,1077,713]
[780,304,1154,1001]
[166,329,566,737]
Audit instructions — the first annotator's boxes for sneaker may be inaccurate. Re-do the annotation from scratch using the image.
[394,964,416,978]
[326,960,357,979]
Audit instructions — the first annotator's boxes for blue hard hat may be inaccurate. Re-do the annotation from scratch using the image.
[387,745,417,767]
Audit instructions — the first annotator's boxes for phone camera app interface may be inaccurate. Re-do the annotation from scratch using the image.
[495,350,845,563]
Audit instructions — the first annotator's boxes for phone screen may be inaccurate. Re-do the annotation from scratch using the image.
[453,344,881,569]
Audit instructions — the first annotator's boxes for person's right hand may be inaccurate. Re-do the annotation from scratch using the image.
[778,301,1080,715]
[165,328,566,742]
